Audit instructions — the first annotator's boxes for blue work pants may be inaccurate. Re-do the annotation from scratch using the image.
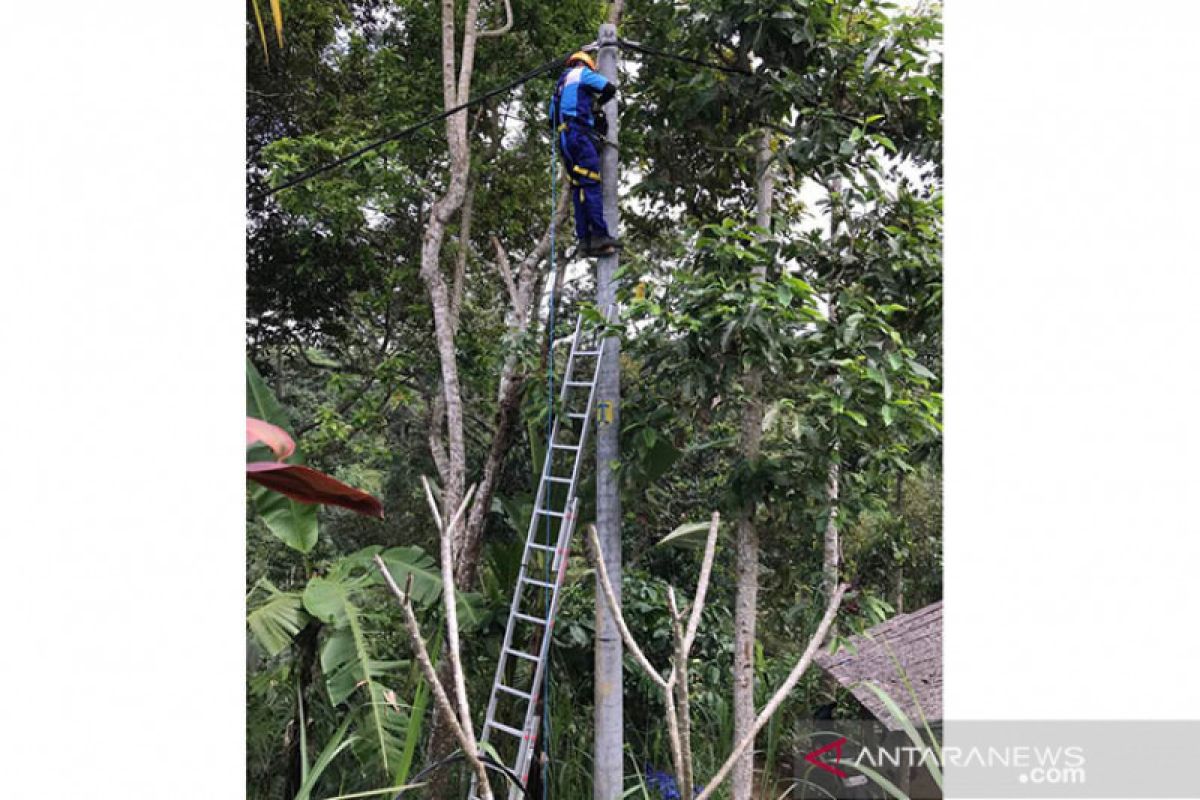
[557,122,610,243]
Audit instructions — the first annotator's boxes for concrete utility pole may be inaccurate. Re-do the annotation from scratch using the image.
[593,21,624,800]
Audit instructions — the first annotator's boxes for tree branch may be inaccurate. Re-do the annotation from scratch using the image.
[478,0,513,38]
[607,0,625,26]
[586,524,670,690]
[420,476,479,745]
[491,235,519,310]
[668,588,694,799]
[683,511,720,654]
[695,583,849,800]
[372,559,495,800]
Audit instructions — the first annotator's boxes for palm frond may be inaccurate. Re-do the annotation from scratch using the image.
[248,581,310,657]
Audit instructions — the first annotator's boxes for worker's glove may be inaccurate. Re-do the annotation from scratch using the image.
[594,111,609,136]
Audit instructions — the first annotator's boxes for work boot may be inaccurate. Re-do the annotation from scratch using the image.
[587,236,621,256]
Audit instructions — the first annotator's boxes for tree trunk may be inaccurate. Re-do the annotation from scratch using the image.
[418,0,486,791]
[823,456,840,601]
[823,179,845,606]
[731,132,774,800]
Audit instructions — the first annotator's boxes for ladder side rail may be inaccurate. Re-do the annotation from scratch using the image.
[473,308,614,799]
[474,315,591,783]
[512,496,583,794]
[510,318,610,794]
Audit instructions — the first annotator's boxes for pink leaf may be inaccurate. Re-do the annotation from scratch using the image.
[246,417,296,461]
[246,462,384,519]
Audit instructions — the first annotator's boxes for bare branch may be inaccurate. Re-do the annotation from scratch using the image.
[607,0,625,26]
[668,588,694,799]
[683,511,720,655]
[423,477,479,745]
[586,524,669,690]
[373,557,495,800]
[478,0,513,38]
[419,475,446,533]
[662,676,688,794]
[696,584,850,800]
[491,235,519,309]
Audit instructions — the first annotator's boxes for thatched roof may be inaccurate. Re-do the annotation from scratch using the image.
[814,601,942,730]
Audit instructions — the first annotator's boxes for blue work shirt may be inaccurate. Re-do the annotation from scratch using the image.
[549,65,612,127]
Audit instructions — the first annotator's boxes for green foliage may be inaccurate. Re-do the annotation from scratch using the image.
[247,0,942,795]
[248,358,319,552]
[248,580,312,658]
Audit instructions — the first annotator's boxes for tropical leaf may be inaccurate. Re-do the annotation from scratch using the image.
[393,629,440,787]
[294,714,356,800]
[247,416,295,461]
[642,437,681,483]
[247,581,310,657]
[249,0,269,62]
[377,546,487,629]
[247,359,318,552]
[857,681,942,789]
[269,0,284,46]
[843,759,910,800]
[317,784,425,800]
[251,480,320,553]
[248,0,284,62]
[302,572,395,773]
[247,462,384,519]
[375,547,442,606]
[657,519,723,550]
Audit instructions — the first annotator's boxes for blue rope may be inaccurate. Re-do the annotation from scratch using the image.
[541,124,559,800]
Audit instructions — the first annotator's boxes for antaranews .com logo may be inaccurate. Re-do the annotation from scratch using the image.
[794,720,1198,798]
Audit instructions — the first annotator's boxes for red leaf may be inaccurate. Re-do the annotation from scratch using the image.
[246,417,295,461]
[246,462,384,519]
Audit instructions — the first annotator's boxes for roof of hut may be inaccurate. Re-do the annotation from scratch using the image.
[814,600,942,730]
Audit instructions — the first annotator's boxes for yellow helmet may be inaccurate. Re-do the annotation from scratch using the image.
[568,50,596,70]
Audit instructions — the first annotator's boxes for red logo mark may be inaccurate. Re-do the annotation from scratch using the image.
[803,737,849,779]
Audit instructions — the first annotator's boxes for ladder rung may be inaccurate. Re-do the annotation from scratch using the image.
[489,720,526,738]
[528,542,557,553]
[544,475,572,483]
[535,507,566,518]
[505,647,540,662]
[573,349,602,356]
[515,612,549,625]
[566,412,588,419]
[563,380,593,388]
[522,577,555,590]
[497,683,533,700]
[551,442,581,450]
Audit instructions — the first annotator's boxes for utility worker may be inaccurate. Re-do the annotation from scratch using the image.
[549,50,619,257]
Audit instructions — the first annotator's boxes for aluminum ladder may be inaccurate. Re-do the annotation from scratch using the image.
[468,307,610,800]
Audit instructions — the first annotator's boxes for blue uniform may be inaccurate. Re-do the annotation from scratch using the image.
[549,65,616,246]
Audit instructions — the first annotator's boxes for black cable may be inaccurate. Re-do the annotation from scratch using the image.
[252,52,573,201]
[251,41,743,200]
[399,750,528,799]
[617,38,756,77]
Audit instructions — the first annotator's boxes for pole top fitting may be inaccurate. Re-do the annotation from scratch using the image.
[599,23,618,47]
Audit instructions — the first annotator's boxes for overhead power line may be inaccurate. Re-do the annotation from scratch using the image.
[617,38,756,77]
[252,51,573,201]
[251,39,751,201]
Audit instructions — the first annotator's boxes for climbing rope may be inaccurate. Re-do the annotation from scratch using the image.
[539,113,561,800]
